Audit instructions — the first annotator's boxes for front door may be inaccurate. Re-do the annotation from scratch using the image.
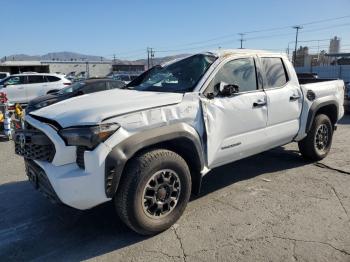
[201,57,268,168]
[1,75,27,103]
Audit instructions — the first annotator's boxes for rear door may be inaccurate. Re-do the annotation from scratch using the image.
[1,76,27,103]
[26,75,48,100]
[46,75,64,91]
[259,57,302,146]
[201,56,268,168]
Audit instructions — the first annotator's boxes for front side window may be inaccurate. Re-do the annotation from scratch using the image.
[129,54,217,93]
[207,57,257,94]
[3,76,26,85]
[261,57,288,88]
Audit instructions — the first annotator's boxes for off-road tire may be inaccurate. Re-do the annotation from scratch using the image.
[298,114,333,161]
[115,149,191,235]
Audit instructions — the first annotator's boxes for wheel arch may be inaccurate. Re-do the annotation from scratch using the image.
[306,99,339,133]
[105,123,205,198]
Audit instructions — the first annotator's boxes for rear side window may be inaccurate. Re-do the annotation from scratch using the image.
[83,82,107,94]
[107,81,125,89]
[261,58,288,88]
[28,75,47,84]
[46,75,61,82]
[0,73,7,79]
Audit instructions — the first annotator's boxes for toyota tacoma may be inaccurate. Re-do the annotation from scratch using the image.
[14,50,345,235]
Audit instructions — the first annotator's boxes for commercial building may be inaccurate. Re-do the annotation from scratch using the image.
[0,60,145,77]
[329,36,340,54]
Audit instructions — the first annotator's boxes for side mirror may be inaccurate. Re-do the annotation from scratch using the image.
[216,82,239,97]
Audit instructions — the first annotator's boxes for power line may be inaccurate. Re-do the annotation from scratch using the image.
[151,14,350,51]
[104,14,350,60]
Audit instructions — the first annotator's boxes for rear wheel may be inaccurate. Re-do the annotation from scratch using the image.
[115,149,191,235]
[298,114,333,161]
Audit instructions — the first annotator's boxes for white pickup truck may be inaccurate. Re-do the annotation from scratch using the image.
[15,50,344,235]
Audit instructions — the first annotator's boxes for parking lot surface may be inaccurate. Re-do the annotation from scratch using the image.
[0,115,349,262]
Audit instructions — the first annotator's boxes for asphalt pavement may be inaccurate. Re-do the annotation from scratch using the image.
[0,115,349,261]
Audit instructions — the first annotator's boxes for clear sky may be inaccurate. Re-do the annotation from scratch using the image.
[1,0,350,60]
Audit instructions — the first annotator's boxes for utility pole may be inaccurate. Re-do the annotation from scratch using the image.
[86,61,89,78]
[238,33,245,49]
[147,48,150,69]
[292,26,302,66]
[150,48,155,67]
[113,54,116,64]
[147,48,155,68]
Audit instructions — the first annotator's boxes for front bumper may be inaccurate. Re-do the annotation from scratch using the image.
[25,160,61,204]
[21,115,113,210]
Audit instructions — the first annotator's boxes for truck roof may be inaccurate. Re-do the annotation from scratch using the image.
[162,49,289,67]
[205,49,289,59]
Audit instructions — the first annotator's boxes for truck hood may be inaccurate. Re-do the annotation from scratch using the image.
[29,89,184,128]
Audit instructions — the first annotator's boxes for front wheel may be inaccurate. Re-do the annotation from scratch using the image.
[115,149,191,235]
[298,114,333,161]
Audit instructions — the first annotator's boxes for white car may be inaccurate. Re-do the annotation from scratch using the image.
[0,73,71,104]
[15,50,344,235]
[0,72,10,81]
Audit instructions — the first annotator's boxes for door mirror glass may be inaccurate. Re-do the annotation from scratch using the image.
[216,82,239,97]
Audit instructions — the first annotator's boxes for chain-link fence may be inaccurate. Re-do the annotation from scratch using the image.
[295,65,350,82]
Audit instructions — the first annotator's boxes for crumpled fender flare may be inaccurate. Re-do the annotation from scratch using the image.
[104,123,205,198]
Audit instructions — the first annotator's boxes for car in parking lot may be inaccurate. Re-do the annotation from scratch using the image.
[26,78,125,113]
[344,82,350,113]
[0,73,71,104]
[107,72,140,84]
[0,72,10,81]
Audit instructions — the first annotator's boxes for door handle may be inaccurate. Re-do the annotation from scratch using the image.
[290,94,301,101]
[18,87,24,90]
[253,99,266,107]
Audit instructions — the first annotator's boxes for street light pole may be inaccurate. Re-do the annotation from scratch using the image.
[292,26,302,66]
[238,33,245,49]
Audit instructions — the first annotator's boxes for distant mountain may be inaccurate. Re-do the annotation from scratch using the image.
[41,52,105,61]
[1,52,190,66]
[1,52,107,62]
[132,54,190,66]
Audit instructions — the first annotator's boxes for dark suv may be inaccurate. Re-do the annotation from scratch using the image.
[26,78,125,113]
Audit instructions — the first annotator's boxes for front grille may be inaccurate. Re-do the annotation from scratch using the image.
[25,160,61,204]
[76,146,87,169]
[14,123,56,162]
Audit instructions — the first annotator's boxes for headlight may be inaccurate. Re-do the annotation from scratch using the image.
[34,100,56,109]
[58,123,120,149]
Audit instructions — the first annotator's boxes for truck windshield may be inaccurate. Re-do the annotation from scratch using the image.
[128,54,217,93]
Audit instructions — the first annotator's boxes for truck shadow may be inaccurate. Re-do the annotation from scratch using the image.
[198,146,308,199]
[0,146,309,260]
